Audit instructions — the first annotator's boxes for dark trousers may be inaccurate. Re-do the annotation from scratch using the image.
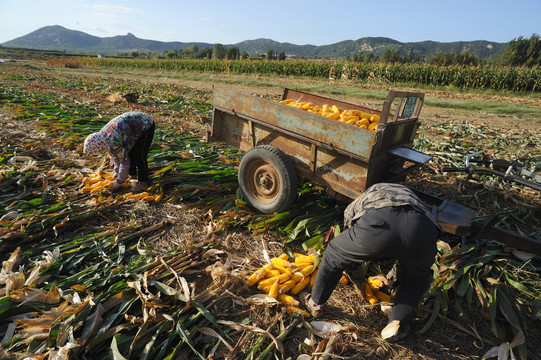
[311,205,439,322]
[128,123,155,182]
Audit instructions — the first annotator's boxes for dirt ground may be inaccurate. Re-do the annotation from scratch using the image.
[1,60,540,359]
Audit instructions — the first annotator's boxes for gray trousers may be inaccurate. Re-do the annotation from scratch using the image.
[311,205,439,322]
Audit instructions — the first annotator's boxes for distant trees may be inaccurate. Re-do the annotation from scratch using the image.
[122,34,541,68]
[429,50,479,66]
[501,34,541,67]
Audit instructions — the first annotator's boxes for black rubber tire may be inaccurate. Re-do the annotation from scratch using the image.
[238,145,298,214]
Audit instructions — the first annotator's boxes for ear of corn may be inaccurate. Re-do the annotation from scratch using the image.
[258,273,292,289]
[368,276,384,289]
[271,258,292,268]
[268,279,280,298]
[279,280,297,294]
[299,265,314,277]
[339,273,349,284]
[374,289,391,302]
[293,254,316,264]
[265,269,282,278]
[310,268,318,287]
[277,294,300,306]
[363,281,379,304]
[290,277,311,295]
[246,266,268,287]
[286,307,310,317]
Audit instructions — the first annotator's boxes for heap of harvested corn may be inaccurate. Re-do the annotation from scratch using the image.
[246,253,392,316]
[277,99,380,131]
[80,170,163,203]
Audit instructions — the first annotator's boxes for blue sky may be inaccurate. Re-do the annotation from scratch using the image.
[1,0,540,45]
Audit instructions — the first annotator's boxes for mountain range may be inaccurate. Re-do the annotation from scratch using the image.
[1,25,509,59]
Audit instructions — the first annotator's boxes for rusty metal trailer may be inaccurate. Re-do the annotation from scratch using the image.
[206,86,541,255]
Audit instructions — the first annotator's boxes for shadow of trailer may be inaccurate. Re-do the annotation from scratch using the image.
[206,86,541,256]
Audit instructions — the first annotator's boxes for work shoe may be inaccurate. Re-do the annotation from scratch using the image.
[132,181,148,192]
[300,292,322,317]
[381,320,410,342]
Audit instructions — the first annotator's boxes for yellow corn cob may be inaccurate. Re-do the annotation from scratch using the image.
[331,105,340,113]
[121,192,133,200]
[83,176,102,184]
[81,185,92,193]
[299,265,314,277]
[368,276,384,289]
[310,268,318,287]
[154,193,163,202]
[90,180,106,189]
[246,266,268,287]
[268,278,280,298]
[143,195,156,202]
[258,273,291,289]
[286,306,310,317]
[290,276,311,295]
[357,118,370,126]
[90,187,103,194]
[271,258,292,269]
[273,265,293,275]
[300,102,312,110]
[368,122,378,131]
[277,294,300,306]
[363,281,378,304]
[289,262,311,269]
[370,114,380,123]
[279,99,292,104]
[264,269,282,278]
[374,289,391,302]
[322,104,330,112]
[291,272,305,283]
[322,112,340,120]
[341,115,359,123]
[339,273,349,284]
[278,253,290,260]
[293,254,315,264]
[279,279,296,294]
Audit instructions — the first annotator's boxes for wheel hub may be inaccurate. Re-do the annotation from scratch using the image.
[247,161,280,204]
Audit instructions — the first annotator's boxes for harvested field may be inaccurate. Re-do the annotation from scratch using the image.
[1,60,540,360]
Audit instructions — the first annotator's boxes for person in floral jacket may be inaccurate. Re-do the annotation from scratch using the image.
[83,111,155,192]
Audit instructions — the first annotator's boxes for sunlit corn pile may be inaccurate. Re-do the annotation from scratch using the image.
[277,99,381,131]
[80,170,163,203]
[246,253,391,316]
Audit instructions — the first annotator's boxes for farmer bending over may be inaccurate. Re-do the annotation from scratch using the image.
[303,182,441,342]
[83,111,155,192]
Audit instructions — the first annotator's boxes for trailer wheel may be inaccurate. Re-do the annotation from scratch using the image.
[239,145,298,214]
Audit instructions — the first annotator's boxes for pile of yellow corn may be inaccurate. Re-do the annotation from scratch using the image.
[80,171,163,203]
[277,99,381,131]
[362,276,391,304]
[246,253,319,317]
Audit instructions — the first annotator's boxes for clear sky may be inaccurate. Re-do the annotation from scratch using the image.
[1,0,540,45]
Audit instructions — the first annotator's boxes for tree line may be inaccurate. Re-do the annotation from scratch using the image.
[128,34,541,68]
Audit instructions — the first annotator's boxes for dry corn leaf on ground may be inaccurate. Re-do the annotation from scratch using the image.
[277,98,380,131]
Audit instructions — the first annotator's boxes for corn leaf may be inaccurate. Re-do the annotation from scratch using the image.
[111,334,129,360]
[175,321,206,360]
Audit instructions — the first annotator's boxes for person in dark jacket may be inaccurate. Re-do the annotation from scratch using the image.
[83,111,155,192]
[304,182,441,341]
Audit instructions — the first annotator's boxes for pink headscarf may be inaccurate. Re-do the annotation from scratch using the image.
[83,132,107,154]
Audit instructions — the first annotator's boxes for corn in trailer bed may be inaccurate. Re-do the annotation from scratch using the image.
[206,86,541,255]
